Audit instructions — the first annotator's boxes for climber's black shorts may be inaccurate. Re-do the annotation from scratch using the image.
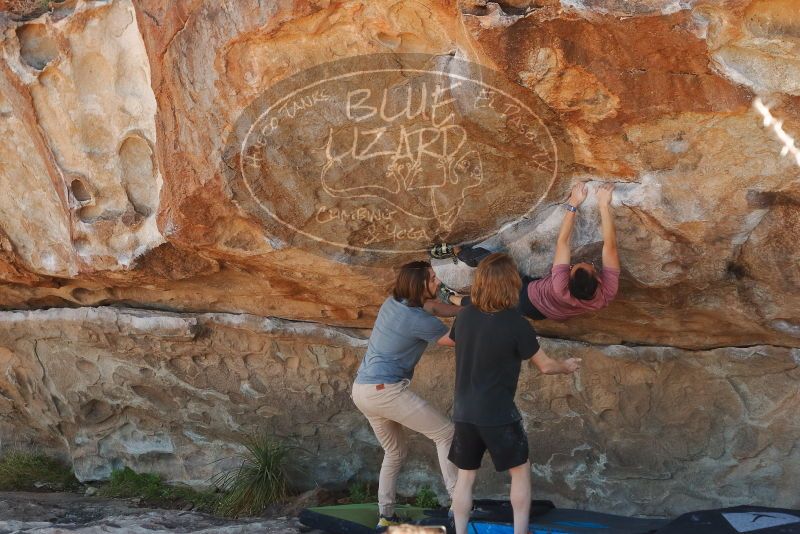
[518,275,547,320]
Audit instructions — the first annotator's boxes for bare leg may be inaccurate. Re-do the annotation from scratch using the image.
[452,469,477,534]
[508,461,532,534]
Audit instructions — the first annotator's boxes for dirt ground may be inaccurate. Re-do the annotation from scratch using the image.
[0,491,319,533]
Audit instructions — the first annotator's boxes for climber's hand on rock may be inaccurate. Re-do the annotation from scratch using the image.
[597,182,615,207]
[568,182,588,207]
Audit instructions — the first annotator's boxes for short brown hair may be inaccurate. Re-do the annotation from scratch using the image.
[393,261,432,307]
[470,253,521,313]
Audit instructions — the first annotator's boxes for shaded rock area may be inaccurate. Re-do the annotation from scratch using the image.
[0,307,797,516]
[0,492,308,533]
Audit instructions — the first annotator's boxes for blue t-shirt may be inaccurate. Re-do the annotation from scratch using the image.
[355,297,449,384]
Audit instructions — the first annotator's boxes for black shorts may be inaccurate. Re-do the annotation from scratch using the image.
[448,420,529,472]
[518,276,546,320]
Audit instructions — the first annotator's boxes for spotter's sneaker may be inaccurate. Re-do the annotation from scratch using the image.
[437,283,460,305]
[376,514,402,529]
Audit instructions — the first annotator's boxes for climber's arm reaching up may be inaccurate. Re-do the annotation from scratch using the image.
[597,183,620,270]
[553,183,588,266]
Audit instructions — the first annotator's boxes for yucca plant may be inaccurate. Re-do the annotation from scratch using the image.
[212,433,291,518]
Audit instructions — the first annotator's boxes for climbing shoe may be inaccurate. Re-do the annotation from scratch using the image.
[429,243,457,263]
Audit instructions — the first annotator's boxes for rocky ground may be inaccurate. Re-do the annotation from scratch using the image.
[0,492,315,534]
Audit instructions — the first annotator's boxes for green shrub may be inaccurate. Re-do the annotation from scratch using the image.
[0,450,79,491]
[414,485,439,508]
[98,467,219,513]
[347,480,376,503]
[98,467,165,499]
[212,433,290,518]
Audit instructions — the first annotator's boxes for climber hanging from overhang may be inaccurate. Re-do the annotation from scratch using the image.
[430,182,621,322]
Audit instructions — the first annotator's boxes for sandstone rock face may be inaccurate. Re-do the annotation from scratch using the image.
[0,307,367,486]
[1,0,163,279]
[1,307,798,515]
[0,0,796,346]
[0,0,799,517]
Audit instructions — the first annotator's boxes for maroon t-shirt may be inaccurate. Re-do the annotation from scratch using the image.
[527,264,620,321]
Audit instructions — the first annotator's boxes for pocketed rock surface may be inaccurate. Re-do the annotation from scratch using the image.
[0,307,797,516]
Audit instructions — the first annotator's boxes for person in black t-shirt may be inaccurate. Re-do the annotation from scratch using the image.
[448,253,581,534]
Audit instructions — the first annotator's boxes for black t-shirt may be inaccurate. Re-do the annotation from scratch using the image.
[449,305,541,426]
